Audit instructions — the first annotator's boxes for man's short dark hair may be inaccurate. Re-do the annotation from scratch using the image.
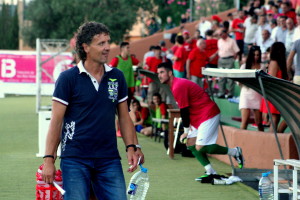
[149,45,156,51]
[157,61,173,72]
[176,35,184,45]
[76,21,110,62]
[154,45,161,50]
[227,13,233,17]
[205,29,214,36]
[120,42,129,49]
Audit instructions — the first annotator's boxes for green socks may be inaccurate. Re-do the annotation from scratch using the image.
[188,144,229,167]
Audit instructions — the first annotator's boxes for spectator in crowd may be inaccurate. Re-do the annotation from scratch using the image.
[205,29,219,69]
[261,42,288,133]
[186,39,207,87]
[217,30,240,98]
[42,21,142,200]
[287,39,300,84]
[232,10,246,61]
[285,18,295,56]
[148,17,160,35]
[227,13,235,37]
[197,17,212,38]
[293,14,300,42]
[248,0,262,16]
[239,46,265,131]
[244,14,259,55]
[255,14,272,43]
[182,30,193,53]
[270,18,279,41]
[275,15,287,43]
[164,16,176,30]
[254,29,274,62]
[188,29,202,50]
[143,45,156,65]
[130,99,152,136]
[110,42,140,106]
[157,61,244,181]
[172,35,188,78]
[180,13,188,25]
[272,5,281,19]
[280,2,297,25]
[145,46,167,104]
[159,40,168,52]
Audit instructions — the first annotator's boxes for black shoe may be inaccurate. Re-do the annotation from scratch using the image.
[227,95,234,98]
[217,94,226,99]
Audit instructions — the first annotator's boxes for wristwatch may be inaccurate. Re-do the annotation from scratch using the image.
[126,144,137,152]
[135,144,142,149]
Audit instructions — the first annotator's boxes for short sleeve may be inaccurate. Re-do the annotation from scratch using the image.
[117,69,128,103]
[52,72,72,105]
[109,57,119,67]
[141,107,149,120]
[159,103,167,116]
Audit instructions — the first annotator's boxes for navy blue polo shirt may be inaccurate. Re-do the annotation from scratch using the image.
[53,61,128,159]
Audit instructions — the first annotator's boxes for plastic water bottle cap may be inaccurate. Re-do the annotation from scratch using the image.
[139,164,148,173]
[262,171,272,177]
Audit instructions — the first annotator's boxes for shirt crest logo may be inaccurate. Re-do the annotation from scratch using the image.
[108,78,118,102]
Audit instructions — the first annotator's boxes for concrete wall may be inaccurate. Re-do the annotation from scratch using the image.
[212,126,299,169]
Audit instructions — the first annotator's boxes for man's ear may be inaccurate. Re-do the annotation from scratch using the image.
[82,43,89,54]
[168,69,173,77]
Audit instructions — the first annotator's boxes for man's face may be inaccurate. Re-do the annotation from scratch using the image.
[157,67,171,84]
[279,18,286,27]
[152,96,160,105]
[154,49,161,57]
[286,19,294,30]
[281,4,288,13]
[262,30,270,40]
[122,45,130,56]
[84,33,110,64]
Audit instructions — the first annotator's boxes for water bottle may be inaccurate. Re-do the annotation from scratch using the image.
[258,171,274,200]
[127,164,149,200]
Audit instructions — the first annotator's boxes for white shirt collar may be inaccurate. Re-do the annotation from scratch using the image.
[77,60,113,74]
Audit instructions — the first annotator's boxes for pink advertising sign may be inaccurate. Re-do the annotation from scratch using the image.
[0,51,73,83]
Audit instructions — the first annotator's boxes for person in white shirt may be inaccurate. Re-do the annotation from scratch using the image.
[244,15,258,55]
[292,14,300,42]
[197,17,212,38]
[255,15,272,42]
[285,18,295,56]
[254,29,274,62]
[270,19,278,41]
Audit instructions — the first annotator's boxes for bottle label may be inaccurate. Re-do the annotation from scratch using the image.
[128,183,138,195]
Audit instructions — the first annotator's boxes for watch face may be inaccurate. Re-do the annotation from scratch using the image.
[136,144,141,148]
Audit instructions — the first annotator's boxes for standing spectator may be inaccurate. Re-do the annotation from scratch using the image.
[180,13,188,25]
[145,46,166,104]
[197,17,212,38]
[254,29,274,61]
[248,0,262,16]
[260,42,288,133]
[285,18,295,56]
[148,17,160,35]
[182,30,193,53]
[110,42,140,105]
[164,16,176,30]
[157,62,244,180]
[239,46,265,131]
[287,39,300,84]
[172,35,188,78]
[292,14,300,42]
[255,15,272,47]
[280,2,297,25]
[42,22,143,200]
[231,10,245,62]
[272,5,281,19]
[244,15,259,55]
[205,30,219,69]
[143,45,155,65]
[270,18,279,41]
[186,39,207,87]
[217,30,240,98]
[275,15,288,43]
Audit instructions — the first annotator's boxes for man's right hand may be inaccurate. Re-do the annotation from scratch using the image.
[42,159,56,184]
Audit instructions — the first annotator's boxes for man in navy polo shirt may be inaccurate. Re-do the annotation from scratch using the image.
[42,22,144,200]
